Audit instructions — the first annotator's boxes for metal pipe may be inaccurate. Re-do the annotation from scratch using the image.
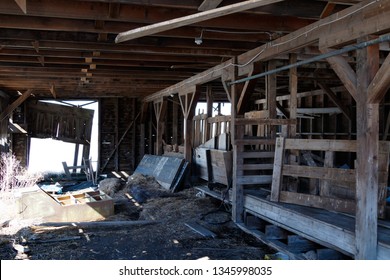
[228,34,390,86]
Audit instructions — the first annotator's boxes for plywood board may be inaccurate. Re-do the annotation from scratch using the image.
[134,154,185,191]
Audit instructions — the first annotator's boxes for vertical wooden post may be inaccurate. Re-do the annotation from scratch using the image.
[179,85,201,163]
[172,96,178,146]
[267,60,277,140]
[288,53,299,192]
[114,98,119,171]
[139,102,149,159]
[231,57,244,223]
[355,37,379,260]
[206,86,213,140]
[289,53,298,138]
[153,98,167,156]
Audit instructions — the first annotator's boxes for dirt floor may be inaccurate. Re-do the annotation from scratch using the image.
[0,175,274,260]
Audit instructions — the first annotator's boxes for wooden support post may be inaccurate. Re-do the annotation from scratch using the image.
[231,57,244,223]
[73,144,80,173]
[179,85,201,163]
[271,137,285,202]
[153,98,167,156]
[320,151,334,197]
[355,37,379,260]
[267,60,277,140]
[289,54,298,138]
[172,96,178,146]
[206,86,213,140]
[288,54,298,192]
[139,102,149,159]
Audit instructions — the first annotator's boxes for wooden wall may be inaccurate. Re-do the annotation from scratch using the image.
[99,97,140,174]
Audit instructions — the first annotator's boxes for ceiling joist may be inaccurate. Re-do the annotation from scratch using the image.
[115,0,284,43]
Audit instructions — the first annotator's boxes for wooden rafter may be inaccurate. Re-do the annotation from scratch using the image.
[322,52,357,101]
[115,0,284,43]
[144,0,390,103]
[14,0,27,14]
[198,0,224,11]
[317,82,351,120]
[0,89,32,122]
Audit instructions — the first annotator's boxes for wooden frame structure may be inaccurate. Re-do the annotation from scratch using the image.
[140,0,390,259]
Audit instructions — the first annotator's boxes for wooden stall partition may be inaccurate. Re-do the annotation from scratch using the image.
[270,137,390,218]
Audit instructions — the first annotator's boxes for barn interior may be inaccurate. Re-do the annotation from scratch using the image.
[1,0,390,260]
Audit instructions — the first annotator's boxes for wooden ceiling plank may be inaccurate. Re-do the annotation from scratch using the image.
[198,0,223,11]
[115,0,284,43]
[14,0,27,14]
[144,0,389,102]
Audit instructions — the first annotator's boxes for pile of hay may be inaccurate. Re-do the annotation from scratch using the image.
[97,178,123,197]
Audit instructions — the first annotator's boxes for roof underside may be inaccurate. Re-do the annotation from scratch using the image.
[0,0,365,100]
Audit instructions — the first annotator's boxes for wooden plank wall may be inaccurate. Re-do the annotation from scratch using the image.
[99,97,140,173]
[270,138,390,218]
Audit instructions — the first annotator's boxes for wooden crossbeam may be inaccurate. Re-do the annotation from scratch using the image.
[323,53,357,101]
[14,0,26,14]
[0,89,32,122]
[115,0,283,43]
[198,0,223,11]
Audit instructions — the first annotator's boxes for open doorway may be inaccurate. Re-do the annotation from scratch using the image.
[28,100,98,174]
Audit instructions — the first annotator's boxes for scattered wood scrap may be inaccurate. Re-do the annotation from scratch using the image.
[185,222,217,238]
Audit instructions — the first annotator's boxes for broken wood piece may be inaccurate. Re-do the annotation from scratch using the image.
[115,0,283,43]
[28,236,81,244]
[33,220,159,229]
[185,222,217,238]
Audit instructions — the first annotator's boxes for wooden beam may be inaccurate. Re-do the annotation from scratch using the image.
[323,52,357,101]
[317,82,351,120]
[0,89,32,122]
[355,36,379,260]
[153,98,167,156]
[115,0,283,43]
[144,0,390,102]
[50,84,56,99]
[198,0,223,11]
[179,85,201,162]
[289,53,297,138]
[14,0,27,14]
[237,62,262,115]
[367,52,390,103]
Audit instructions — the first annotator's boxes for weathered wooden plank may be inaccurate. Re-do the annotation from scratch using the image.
[244,194,356,255]
[115,0,284,43]
[284,139,357,152]
[240,163,274,170]
[320,151,334,197]
[235,118,296,126]
[355,37,380,260]
[185,222,217,238]
[270,137,284,202]
[279,191,355,215]
[236,175,273,185]
[198,0,223,11]
[235,138,275,146]
[282,165,356,182]
[237,151,274,159]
